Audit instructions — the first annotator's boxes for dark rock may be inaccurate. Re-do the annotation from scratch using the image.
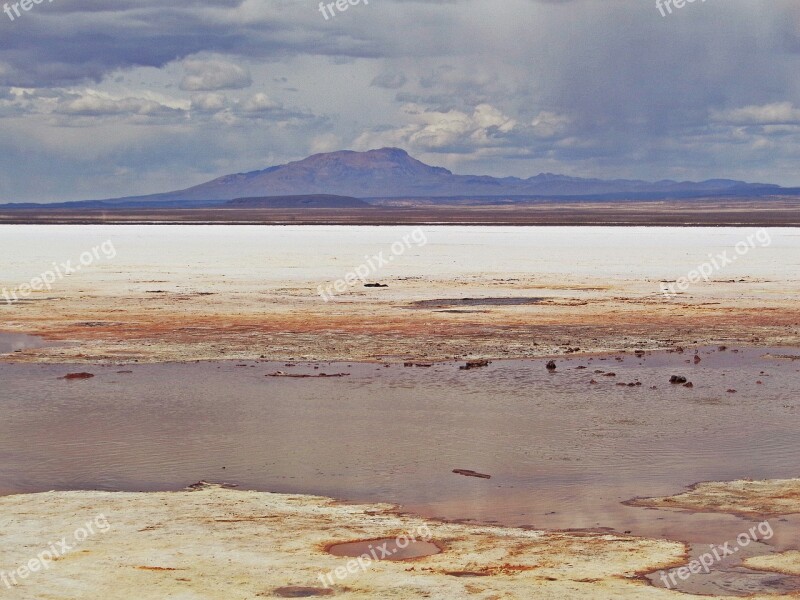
[546,360,557,371]
[670,375,688,384]
[266,372,349,378]
[453,469,492,479]
[60,372,95,380]
[460,360,491,370]
[187,481,239,491]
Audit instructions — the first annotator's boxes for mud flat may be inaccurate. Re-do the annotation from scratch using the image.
[1,226,798,598]
[1,225,798,364]
[2,198,800,226]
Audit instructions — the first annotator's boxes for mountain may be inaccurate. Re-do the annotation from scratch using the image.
[0,148,791,208]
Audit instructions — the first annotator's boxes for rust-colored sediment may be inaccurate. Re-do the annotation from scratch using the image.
[2,274,799,363]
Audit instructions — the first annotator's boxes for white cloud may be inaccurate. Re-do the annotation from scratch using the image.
[191,93,227,112]
[310,133,341,154]
[240,92,280,113]
[180,59,252,92]
[531,111,571,138]
[55,90,184,117]
[354,103,518,152]
[711,102,800,126]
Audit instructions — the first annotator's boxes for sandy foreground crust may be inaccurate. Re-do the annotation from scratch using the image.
[0,485,785,600]
[628,478,800,517]
[745,551,800,577]
[744,550,800,575]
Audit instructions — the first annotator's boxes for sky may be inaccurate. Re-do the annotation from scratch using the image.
[1,0,800,202]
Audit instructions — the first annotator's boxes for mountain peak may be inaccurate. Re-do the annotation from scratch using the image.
[369,147,410,158]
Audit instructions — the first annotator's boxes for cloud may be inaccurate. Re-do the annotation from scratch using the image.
[371,71,407,89]
[310,133,341,154]
[191,93,228,112]
[353,103,520,154]
[530,111,571,139]
[55,91,184,117]
[4,0,800,201]
[711,102,800,125]
[240,92,280,113]
[180,59,252,92]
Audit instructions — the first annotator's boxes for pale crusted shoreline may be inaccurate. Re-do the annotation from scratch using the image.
[1,484,799,598]
[3,482,800,599]
[745,551,800,577]
[628,478,800,517]
[0,487,729,600]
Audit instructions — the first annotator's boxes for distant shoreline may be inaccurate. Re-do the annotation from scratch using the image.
[1,198,799,226]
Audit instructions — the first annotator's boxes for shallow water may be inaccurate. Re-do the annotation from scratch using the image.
[328,538,441,561]
[0,332,51,354]
[0,346,799,594]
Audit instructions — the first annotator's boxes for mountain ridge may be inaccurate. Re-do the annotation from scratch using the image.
[0,147,791,207]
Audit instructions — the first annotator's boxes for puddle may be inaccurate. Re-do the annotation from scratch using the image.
[274,587,334,598]
[0,332,52,354]
[328,538,441,561]
[407,297,544,308]
[651,565,800,596]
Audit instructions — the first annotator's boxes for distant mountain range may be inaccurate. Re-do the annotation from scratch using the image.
[3,148,796,208]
